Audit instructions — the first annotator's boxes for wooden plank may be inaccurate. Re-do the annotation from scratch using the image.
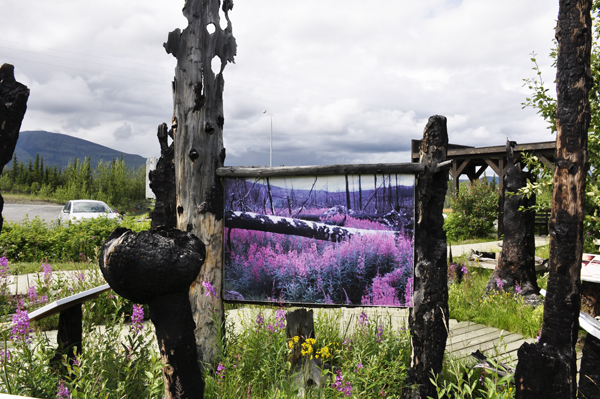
[217,162,426,177]
[448,329,502,348]
[448,322,489,337]
[447,141,556,157]
[447,327,498,347]
[449,332,526,359]
[29,284,111,321]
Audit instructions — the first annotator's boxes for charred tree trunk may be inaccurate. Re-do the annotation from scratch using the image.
[578,334,600,399]
[100,228,206,399]
[225,210,396,242]
[0,64,29,235]
[486,140,538,299]
[345,174,351,211]
[515,1,592,397]
[149,122,176,229]
[164,0,236,366]
[405,115,449,399]
[358,174,363,211]
[266,177,275,215]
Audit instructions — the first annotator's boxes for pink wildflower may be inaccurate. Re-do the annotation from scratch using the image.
[11,308,33,343]
[130,304,144,333]
[202,281,219,298]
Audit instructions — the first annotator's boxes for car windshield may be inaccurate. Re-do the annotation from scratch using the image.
[72,202,111,213]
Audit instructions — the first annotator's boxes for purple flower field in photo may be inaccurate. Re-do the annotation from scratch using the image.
[223,173,415,306]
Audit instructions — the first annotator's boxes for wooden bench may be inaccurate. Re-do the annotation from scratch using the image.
[535,209,550,236]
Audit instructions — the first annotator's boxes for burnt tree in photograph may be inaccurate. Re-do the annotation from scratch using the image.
[0,64,29,235]
[100,227,206,399]
[164,0,236,365]
[515,0,592,397]
[405,115,449,399]
[486,140,538,298]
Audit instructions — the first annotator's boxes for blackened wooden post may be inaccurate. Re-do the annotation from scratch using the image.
[286,309,315,370]
[149,122,176,229]
[0,64,29,235]
[578,334,600,399]
[406,115,450,399]
[515,1,592,397]
[164,0,236,365]
[100,228,206,399]
[50,304,82,369]
[486,140,538,298]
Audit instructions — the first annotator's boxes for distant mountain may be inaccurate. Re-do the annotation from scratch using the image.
[8,130,146,170]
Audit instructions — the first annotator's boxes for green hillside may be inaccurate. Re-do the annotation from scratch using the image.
[9,130,146,170]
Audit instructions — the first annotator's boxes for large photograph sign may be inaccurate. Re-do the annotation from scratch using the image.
[223,173,415,307]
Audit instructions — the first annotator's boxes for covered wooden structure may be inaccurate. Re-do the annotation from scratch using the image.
[411,139,557,234]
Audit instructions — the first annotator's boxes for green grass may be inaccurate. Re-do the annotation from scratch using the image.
[448,263,544,338]
[2,192,61,205]
[6,261,83,275]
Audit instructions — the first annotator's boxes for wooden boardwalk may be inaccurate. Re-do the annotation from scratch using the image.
[446,319,534,365]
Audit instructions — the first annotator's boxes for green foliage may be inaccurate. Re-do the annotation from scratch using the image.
[1,154,146,212]
[0,256,162,397]
[0,216,150,263]
[205,308,411,398]
[429,355,515,399]
[448,263,543,338]
[444,179,499,242]
[521,0,600,244]
[0,253,541,398]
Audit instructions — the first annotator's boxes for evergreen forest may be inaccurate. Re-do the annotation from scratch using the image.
[0,153,146,211]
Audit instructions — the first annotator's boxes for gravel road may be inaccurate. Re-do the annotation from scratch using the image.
[2,203,64,224]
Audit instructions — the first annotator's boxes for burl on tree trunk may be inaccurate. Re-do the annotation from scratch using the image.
[515,0,592,398]
[405,115,450,399]
[164,0,236,366]
[100,227,206,399]
[0,64,29,235]
[486,140,539,299]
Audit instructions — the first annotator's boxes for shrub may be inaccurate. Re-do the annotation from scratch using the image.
[0,216,150,263]
[444,178,499,242]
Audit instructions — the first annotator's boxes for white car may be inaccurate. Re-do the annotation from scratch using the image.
[58,200,121,223]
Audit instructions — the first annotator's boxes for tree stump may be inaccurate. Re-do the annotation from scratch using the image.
[486,140,538,299]
[100,227,206,399]
[515,1,592,397]
[164,0,236,366]
[0,63,29,235]
[405,115,450,399]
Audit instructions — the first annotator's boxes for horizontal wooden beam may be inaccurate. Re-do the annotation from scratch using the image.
[217,162,426,177]
[447,141,555,158]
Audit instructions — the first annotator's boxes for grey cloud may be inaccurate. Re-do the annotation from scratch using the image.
[113,123,133,140]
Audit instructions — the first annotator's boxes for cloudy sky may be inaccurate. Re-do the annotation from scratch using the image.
[1,0,559,167]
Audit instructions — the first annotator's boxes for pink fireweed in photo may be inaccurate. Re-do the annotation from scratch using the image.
[224,218,413,306]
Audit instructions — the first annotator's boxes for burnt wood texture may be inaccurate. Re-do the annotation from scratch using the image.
[405,115,450,399]
[0,64,29,235]
[164,0,236,366]
[578,334,600,399]
[486,140,538,297]
[515,1,592,398]
[149,122,177,229]
[99,227,206,399]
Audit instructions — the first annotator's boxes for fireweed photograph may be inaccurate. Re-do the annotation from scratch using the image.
[223,173,415,306]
